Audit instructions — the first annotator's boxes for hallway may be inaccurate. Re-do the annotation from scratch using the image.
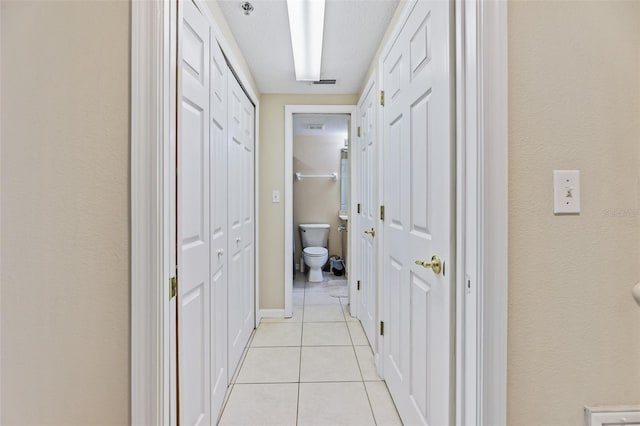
[218,274,402,425]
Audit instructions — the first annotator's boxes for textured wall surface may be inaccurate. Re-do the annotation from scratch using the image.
[508,1,640,424]
[1,1,130,424]
[259,94,358,309]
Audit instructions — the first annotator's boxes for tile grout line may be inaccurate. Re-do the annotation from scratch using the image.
[342,295,379,426]
[295,273,307,426]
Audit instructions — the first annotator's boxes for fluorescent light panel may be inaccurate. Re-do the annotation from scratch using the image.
[286,0,325,81]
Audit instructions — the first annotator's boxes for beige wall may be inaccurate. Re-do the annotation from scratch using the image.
[293,134,345,265]
[508,1,640,424]
[1,1,130,424]
[259,94,357,309]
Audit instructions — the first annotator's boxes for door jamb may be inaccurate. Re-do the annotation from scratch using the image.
[130,0,173,424]
[283,105,357,318]
[454,0,508,424]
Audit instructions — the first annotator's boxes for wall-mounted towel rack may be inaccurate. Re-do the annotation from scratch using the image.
[295,172,338,181]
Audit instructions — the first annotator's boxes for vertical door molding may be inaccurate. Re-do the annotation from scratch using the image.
[131,0,174,425]
[477,1,509,424]
[455,0,508,424]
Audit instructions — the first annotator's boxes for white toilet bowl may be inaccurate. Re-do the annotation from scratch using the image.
[303,247,329,282]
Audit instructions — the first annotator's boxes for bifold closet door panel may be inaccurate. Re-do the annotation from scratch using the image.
[177,0,211,424]
[227,73,255,376]
[209,37,229,418]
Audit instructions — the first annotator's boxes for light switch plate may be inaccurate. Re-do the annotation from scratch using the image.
[553,170,580,214]
[272,190,281,203]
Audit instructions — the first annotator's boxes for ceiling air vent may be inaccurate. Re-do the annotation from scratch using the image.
[312,79,337,85]
[307,124,325,130]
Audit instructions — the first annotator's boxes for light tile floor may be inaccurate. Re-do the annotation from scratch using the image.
[218,272,403,426]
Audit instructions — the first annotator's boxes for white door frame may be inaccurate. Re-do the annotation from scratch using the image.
[283,105,357,318]
[454,0,508,424]
[130,0,507,423]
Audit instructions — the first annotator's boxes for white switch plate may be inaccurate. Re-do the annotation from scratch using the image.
[272,190,280,203]
[553,170,580,214]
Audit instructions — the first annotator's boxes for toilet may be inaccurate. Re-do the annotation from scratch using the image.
[298,223,330,282]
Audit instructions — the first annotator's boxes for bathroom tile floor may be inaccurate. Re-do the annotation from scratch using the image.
[218,272,403,426]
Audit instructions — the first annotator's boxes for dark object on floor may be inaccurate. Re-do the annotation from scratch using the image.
[330,256,345,276]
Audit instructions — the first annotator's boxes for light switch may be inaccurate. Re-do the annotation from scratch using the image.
[553,170,580,214]
[272,190,281,203]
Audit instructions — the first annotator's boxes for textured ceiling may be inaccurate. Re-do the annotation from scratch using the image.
[218,0,399,94]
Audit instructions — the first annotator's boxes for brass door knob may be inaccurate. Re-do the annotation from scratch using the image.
[364,228,376,237]
[415,255,442,275]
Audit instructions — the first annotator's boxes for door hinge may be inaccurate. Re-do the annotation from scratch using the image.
[357,203,361,214]
[380,205,385,221]
[357,280,361,291]
[380,321,385,336]
[357,126,361,137]
[380,90,385,107]
[170,276,177,300]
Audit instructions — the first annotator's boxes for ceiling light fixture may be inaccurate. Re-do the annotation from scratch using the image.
[286,0,325,81]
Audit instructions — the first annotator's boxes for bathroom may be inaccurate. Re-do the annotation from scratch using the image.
[293,113,350,292]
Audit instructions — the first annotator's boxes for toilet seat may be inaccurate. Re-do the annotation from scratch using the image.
[304,247,328,257]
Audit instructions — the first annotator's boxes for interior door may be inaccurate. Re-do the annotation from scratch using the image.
[177,0,211,424]
[227,73,255,376]
[209,38,229,420]
[382,0,453,425]
[357,79,378,348]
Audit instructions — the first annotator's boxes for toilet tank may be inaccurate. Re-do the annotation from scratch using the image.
[299,224,330,248]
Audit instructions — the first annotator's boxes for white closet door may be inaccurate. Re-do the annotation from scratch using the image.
[382,0,453,425]
[177,0,211,424]
[209,38,228,420]
[357,79,378,348]
[227,74,255,376]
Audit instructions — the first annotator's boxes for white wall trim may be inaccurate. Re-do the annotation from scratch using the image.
[130,0,173,424]
[284,105,356,318]
[259,309,286,319]
[0,1,3,419]
[454,0,509,424]
[478,1,509,424]
[456,0,478,423]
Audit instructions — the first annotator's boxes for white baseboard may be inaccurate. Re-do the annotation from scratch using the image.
[259,309,286,320]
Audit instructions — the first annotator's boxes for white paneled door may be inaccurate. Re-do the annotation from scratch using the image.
[209,38,229,418]
[382,1,453,425]
[178,0,211,425]
[227,73,255,376]
[357,79,378,348]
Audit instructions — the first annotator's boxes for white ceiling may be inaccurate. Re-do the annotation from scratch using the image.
[293,113,350,136]
[218,0,399,94]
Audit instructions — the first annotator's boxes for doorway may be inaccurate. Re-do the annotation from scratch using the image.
[283,106,357,318]
[291,113,349,293]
